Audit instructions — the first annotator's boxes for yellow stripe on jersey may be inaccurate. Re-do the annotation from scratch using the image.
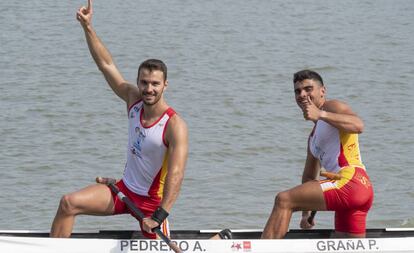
[157,153,169,198]
[339,131,365,169]
[336,166,355,188]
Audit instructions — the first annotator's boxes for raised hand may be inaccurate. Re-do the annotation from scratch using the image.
[76,0,93,28]
[302,96,322,122]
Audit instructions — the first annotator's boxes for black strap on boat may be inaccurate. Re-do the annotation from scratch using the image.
[218,229,233,239]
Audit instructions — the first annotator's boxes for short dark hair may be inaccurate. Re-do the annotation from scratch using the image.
[293,69,324,86]
[138,59,168,81]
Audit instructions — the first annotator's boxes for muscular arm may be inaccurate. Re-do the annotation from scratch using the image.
[302,141,320,184]
[82,26,135,102]
[160,115,188,212]
[77,0,139,104]
[320,100,364,134]
[301,141,320,218]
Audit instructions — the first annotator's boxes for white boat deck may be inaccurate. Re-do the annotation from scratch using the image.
[1,228,414,253]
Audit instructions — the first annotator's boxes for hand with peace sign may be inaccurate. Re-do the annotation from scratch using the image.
[76,0,93,28]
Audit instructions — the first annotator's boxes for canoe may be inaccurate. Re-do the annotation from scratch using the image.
[1,228,414,253]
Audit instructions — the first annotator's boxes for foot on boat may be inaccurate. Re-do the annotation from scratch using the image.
[218,229,232,239]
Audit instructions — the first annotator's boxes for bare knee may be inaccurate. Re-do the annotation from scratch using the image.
[58,194,78,216]
[274,191,292,210]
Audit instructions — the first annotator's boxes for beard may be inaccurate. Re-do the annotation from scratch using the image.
[142,93,162,106]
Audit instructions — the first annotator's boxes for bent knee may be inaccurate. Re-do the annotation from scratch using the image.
[58,194,79,216]
[274,191,292,209]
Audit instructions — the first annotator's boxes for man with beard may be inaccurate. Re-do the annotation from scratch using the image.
[50,0,188,239]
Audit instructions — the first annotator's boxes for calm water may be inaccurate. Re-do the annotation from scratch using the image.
[1,0,413,232]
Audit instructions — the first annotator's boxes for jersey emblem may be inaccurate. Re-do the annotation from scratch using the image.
[131,127,146,157]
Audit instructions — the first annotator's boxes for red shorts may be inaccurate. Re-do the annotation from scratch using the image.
[320,167,374,234]
[108,180,170,239]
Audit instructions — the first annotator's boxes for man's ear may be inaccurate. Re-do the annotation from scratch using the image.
[320,86,326,98]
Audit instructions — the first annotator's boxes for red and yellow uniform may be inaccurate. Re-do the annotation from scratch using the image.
[310,120,374,234]
[109,100,175,238]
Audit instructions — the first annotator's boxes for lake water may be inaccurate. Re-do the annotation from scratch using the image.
[1,0,413,233]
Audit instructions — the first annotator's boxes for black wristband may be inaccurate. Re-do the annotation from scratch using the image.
[151,207,169,224]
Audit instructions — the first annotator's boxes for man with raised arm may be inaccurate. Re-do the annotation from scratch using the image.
[262,70,374,239]
[50,0,188,239]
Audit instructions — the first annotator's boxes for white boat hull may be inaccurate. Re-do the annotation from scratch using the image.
[2,236,414,253]
[1,229,414,253]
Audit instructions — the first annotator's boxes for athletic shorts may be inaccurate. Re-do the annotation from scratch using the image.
[108,180,170,239]
[320,166,374,234]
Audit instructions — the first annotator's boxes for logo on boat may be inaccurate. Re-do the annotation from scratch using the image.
[231,241,251,252]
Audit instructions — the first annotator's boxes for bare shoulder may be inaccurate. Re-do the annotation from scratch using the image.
[168,114,188,133]
[323,99,356,115]
[165,113,188,144]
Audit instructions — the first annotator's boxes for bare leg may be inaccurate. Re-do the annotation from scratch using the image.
[261,181,326,239]
[261,198,293,239]
[50,183,114,237]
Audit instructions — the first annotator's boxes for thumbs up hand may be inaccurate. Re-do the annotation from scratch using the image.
[302,96,323,122]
